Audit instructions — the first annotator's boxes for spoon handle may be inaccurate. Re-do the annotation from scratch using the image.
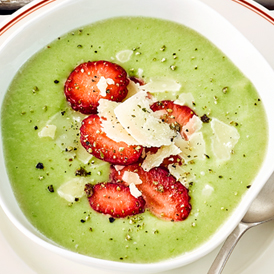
[207,222,250,274]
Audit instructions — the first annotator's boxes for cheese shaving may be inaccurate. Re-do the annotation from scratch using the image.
[175,132,206,162]
[174,92,195,108]
[57,177,90,203]
[142,144,181,171]
[182,115,203,139]
[210,118,240,161]
[38,125,56,139]
[116,49,133,63]
[168,163,194,188]
[129,183,142,198]
[122,171,143,185]
[77,144,93,164]
[202,184,214,196]
[114,90,176,147]
[98,99,139,145]
[141,77,181,93]
[96,76,115,96]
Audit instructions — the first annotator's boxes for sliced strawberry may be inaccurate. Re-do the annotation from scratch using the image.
[88,182,146,218]
[64,60,129,114]
[111,164,191,222]
[150,100,195,139]
[80,115,143,165]
[129,76,145,85]
[109,164,138,183]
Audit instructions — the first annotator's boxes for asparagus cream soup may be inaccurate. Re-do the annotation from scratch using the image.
[1,17,267,263]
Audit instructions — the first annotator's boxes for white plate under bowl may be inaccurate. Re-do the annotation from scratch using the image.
[1,0,274,273]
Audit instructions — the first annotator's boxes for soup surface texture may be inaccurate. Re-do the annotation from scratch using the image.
[1,17,267,263]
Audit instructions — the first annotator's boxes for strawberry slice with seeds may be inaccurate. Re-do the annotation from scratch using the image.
[150,100,195,139]
[88,182,146,218]
[80,115,143,165]
[138,167,191,221]
[129,76,145,85]
[64,60,129,114]
[111,164,191,221]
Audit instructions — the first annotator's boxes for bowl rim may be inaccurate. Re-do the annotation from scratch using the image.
[1,0,274,272]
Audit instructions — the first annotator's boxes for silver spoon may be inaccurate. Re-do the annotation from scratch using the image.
[208,171,274,274]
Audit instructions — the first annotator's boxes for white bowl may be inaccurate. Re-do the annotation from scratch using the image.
[1,0,274,273]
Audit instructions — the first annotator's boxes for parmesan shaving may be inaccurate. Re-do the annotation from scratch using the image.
[114,90,176,147]
[174,92,195,108]
[142,77,181,93]
[175,132,206,162]
[96,76,115,96]
[202,184,214,196]
[116,49,133,63]
[98,99,139,145]
[129,183,142,198]
[122,171,143,185]
[211,118,240,161]
[168,163,194,188]
[137,68,143,79]
[182,115,203,139]
[114,165,125,171]
[124,80,141,100]
[142,144,181,171]
[152,109,167,119]
[57,177,90,203]
[38,125,56,139]
[77,144,93,164]
[42,109,86,154]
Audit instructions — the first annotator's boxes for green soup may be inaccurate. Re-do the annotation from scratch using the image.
[1,17,267,263]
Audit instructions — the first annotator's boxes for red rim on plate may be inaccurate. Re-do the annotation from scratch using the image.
[0,0,56,36]
[233,0,274,24]
[0,0,274,37]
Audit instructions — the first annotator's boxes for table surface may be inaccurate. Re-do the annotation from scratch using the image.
[0,1,274,274]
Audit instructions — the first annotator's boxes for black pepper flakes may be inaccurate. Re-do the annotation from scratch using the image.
[32,86,39,93]
[160,45,166,51]
[84,183,93,198]
[201,114,210,123]
[54,80,60,84]
[48,185,54,192]
[75,167,91,176]
[36,162,44,169]
[109,217,115,223]
[222,87,228,94]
